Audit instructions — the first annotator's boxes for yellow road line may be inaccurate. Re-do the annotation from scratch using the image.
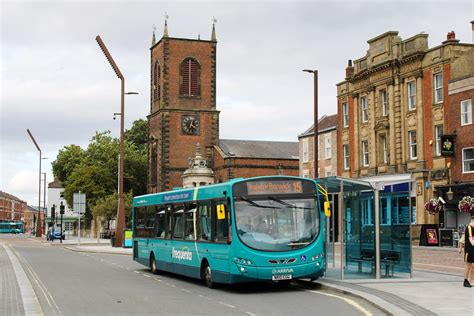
[305,289,373,316]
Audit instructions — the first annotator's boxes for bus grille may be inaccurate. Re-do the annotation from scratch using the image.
[268,258,296,264]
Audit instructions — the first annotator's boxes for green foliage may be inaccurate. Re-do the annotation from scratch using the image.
[51,145,85,182]
[125,119,148,151]
[92,192,133,225]
[51,119,148,226]
[63,164,115,223]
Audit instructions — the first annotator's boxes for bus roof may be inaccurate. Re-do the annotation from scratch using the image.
[133,176,315,207]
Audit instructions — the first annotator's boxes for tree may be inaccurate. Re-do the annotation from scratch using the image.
[51,145,85,182]
[63,164,115,224]
[92,192,133,227]
[125,119,148,151]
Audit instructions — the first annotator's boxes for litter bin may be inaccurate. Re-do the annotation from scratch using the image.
[110,236,116,247]
[123,230,133,248]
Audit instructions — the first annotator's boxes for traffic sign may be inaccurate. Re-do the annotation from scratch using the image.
[73,192,86,214]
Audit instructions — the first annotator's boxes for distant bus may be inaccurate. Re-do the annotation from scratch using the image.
[0,220,25,234]
[132,176,328,288]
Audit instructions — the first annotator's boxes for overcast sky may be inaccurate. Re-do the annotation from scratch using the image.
[1,0,473,206]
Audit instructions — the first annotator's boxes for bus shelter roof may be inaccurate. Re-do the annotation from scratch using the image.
[318,176,374,193]
[319,173,414,193]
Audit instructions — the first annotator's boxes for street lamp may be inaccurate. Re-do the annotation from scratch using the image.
[26,129,43,237]
[96,35,137,247]
[303,69,319,178]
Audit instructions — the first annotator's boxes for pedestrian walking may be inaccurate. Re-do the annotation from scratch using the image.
[463,214,474,288]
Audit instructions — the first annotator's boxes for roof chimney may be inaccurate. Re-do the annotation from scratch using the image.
[442,31,460,44]
[471,21,474,44]
[345,60,354,80]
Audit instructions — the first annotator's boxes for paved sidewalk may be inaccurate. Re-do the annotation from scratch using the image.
[29,236,132,255]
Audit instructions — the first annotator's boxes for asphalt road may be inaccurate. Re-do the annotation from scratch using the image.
[2,235,386,316]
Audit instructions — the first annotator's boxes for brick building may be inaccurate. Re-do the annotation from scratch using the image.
[436,43,474,229]
[0,191,26,221]
[148,22,298,193]
[336,29,474,233]
[298,114,338,178]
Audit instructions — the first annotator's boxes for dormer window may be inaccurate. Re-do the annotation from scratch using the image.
[180,58,200,97]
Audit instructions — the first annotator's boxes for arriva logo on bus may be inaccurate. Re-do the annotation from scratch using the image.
[172,247,193,261]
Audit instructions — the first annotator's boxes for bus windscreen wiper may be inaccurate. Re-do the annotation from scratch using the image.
[240,196,278,209]
[268,197,312,210]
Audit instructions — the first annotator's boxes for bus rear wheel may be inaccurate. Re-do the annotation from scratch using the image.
[150,253,159,274]
[202,262,214,288]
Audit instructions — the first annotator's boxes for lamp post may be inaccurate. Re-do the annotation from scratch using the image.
[96,35,138,247]
[42,171,46,236]
[303,69,319,178]
[26,129,43,237]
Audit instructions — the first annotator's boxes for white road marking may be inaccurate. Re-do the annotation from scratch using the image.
[218,302,236,309]
[134,271,140,274]
[199,294,212,300]
[2,243,44,316]
[153,278,162,282]
[245,312,257,316]
[11,246,63,315]
[143,274,151,278]
[126,267,131,270]
[305,289,372,316]
[181,289,192,294]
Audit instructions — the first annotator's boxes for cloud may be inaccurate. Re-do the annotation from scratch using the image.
[1,0,473,205]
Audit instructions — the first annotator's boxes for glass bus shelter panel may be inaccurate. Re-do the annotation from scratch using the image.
[344,192,376,279]
[378,191,412,278]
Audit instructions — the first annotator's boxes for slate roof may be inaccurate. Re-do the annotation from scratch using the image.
[0,191,26,203]
[218,139,299,159]
[48,177,63,189]
[298,114,338,138]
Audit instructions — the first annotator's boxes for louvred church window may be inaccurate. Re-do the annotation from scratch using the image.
[180,58,200,97]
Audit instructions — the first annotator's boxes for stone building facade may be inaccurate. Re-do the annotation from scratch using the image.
[336,30,474,230]
[298,114,338,178]
[148,23,298,192]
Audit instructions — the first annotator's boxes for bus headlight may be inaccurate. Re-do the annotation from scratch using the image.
[234,257,252,265]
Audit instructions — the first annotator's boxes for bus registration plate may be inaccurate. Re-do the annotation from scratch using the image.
[272,274,292,281]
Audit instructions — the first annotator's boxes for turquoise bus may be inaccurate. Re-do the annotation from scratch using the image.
[0,220,25,234]
[132,176,328,287]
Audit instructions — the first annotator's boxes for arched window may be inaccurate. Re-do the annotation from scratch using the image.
[180,58,200,97]
[153,61,161,100]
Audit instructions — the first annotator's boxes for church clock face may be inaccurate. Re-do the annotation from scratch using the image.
[181,115,200,135]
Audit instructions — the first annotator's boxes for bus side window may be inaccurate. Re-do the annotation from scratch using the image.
[184,203,196,241]
[155,207,166,238]
[172,204,184,239]
[214,200,229,243]
[134,206,146,238]
[145,206,156,238]
[197,201,211,241]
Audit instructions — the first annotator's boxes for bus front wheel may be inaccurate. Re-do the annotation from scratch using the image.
[150,253,159,274]
[202,262,214,288]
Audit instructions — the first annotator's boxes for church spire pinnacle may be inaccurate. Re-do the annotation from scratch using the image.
[211,17,217,42]
[163,13,169,38]
[151,24,156,46]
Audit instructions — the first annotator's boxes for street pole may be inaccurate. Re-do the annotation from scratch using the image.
[303,69,318,178]
[27,129,43,237]
[96,35,125,247]
[42,171,46,236]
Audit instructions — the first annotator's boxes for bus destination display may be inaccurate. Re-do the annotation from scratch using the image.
[246,180,303,195]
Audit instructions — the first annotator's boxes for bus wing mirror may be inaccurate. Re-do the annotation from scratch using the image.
[217,204,226,220]
[324,201,331,217]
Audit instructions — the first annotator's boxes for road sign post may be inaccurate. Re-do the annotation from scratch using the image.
[73,192,86,246]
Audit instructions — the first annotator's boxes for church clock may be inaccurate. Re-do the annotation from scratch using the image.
[181,115,200,135]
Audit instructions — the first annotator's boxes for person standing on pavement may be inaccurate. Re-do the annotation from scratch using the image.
[463,214,474,288]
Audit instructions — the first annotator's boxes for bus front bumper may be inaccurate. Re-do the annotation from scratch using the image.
[229,259,325,283]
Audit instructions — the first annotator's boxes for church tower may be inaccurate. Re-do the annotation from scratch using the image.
[148,21,219,192]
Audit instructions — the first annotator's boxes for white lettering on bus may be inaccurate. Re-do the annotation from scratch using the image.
[172,247,192,261]
[272,268,294,274]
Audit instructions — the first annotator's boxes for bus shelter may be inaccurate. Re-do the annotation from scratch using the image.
[321,175,414,280]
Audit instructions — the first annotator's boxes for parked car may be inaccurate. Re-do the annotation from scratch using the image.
[47,225,65,241]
